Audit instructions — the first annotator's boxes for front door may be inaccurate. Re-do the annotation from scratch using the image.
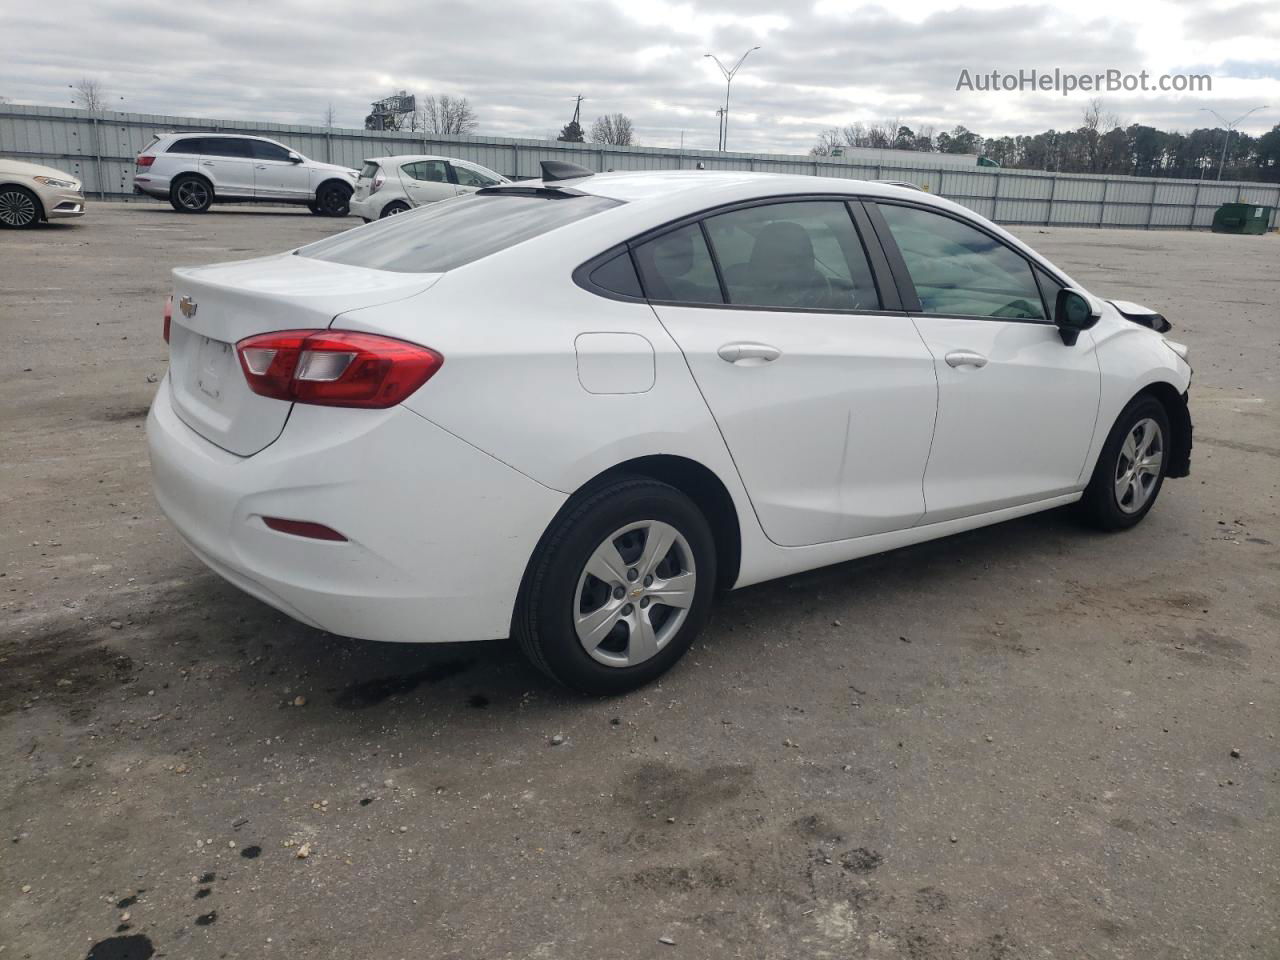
[250,140,311,200]
[640,200,938,547]
[871,201,1101,523]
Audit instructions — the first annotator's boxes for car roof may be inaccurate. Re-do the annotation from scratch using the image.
[363,155,473,165]
[160,132,275,140]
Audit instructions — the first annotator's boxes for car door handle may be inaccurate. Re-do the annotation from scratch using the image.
[718,342,781,365]
[945,350,988,368]
[200,160,214,166]
[255,164,267,170]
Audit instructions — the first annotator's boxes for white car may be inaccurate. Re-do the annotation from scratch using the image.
[134,133,358,216]
[350,155,509,221]
[0,158,86,228]
[147,165,1193,694]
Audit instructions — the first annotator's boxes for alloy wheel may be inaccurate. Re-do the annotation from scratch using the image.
[573,520,696,668]
[1114,417,1164,514]
[176,180,209,210]
[0,189,37,227]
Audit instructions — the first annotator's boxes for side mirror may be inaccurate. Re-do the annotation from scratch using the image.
[1055,288,1100,346]
[287,152,303,164]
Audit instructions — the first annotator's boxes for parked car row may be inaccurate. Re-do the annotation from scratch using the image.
[2,133,514,226]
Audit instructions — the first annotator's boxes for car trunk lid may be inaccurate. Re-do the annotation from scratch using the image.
[167,253,439,456]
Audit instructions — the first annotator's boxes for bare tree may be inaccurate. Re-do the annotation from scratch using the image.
[589,113,635,146]
[418,95,479,135]
[323,103,337,128]
[72,78,107,113]
[810,128,844,157]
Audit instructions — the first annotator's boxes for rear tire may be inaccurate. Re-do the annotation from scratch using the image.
[313,181,351,217]
[514,477,717,695]
[1077,394,1171,531]
[379,200,410,218]
[0,185,42,228]
[170,175,213,213]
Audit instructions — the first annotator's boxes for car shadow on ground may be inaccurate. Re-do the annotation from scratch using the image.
[132,504,1104,727]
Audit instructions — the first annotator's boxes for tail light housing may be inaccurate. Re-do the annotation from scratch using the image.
[235,330,442,408]
[370,170,385,195]
[136,154,155,169]
[163,295,172,343]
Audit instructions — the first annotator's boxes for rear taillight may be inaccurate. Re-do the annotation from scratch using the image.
[235,330,442,408]
[136,154,155,169]
[370,171,385,195]
[163,295,172,343]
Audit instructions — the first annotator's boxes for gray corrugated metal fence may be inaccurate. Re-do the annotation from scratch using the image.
[3,103,1278,231]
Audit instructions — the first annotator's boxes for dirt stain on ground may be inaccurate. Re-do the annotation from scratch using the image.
[84,934,154,960]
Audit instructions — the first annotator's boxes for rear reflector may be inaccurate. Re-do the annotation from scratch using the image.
[262,517,348,541]
[136,155,155,168]
[235,330,442,408]
[163,295,172,343]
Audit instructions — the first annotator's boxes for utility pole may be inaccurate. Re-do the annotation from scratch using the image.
[1201,105,1269,180]
[704,46,761,152]
[715,108,725,151]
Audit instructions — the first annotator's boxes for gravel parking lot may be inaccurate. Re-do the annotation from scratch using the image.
[2,204,1277,960]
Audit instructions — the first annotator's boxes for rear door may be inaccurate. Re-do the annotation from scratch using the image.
[249,139,311,199]
[198,138,256,197]
[399,160,457,206]
[640,199,938,547]
[869,201,1101,522]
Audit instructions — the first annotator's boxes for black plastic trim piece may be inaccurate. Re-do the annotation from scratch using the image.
[540,159,596,182]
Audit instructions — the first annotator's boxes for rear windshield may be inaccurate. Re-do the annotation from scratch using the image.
[297,192,621,274]
[359,161,380,179]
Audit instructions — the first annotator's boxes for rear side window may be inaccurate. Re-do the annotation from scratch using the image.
[877,203,1046,320]
[704,201,880,310]
[168,137,206,154]
[402,160,448,183]
[632,224,723,305]
[202,138,253,158]
[298,192,621,274]
[588,251,643,299]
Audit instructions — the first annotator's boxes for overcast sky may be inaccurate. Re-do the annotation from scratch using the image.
[4,0,1278,153]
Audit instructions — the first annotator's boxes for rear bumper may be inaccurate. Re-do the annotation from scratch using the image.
[349,194,382,220]
[146,378,565,642]
[133,175,170,199]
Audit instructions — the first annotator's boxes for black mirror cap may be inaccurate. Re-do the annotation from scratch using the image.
[1055,288,1100,345]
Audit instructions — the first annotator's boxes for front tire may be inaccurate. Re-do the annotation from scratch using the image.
[514,477,717,695]
[313,181,351,217]
[1078,394,1171,530]
[0,185,42,228]
[170,175,213,213]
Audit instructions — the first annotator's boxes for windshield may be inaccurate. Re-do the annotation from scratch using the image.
[297,192,621,274]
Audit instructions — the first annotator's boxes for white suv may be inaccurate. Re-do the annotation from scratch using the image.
[350,155,509,221]
[134,134,358,216]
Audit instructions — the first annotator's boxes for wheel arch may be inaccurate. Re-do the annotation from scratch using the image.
[316,177,353,199]
[170,171,214,195]
[1135,380,1192,479]
[515,455,743,633]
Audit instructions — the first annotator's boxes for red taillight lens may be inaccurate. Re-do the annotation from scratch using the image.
[370,171,384,195]
[235,330,442,408]
[136,155,155,168]
[163,295,172,343]
[262,517,348,541]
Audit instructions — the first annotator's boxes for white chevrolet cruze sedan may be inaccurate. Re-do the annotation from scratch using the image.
[147,164,1193,694]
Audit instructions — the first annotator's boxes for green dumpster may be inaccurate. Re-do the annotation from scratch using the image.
[1211,202,1273,234]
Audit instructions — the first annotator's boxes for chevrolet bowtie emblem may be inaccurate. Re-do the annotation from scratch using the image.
[179,295,197,318]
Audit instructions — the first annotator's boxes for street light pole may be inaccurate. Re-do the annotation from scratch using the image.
[1201,105,1269,180]
[705,46,761,152]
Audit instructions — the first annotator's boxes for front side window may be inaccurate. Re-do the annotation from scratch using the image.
[249,140,291,162]
[631,223,723,305]
[703,201,880,310]
[877,203,1046,320]
[403,160,448,183]
[298,192,621,273]
[452,164,500,188]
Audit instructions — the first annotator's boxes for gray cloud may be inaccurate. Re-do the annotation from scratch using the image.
[3,0,1277,155]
